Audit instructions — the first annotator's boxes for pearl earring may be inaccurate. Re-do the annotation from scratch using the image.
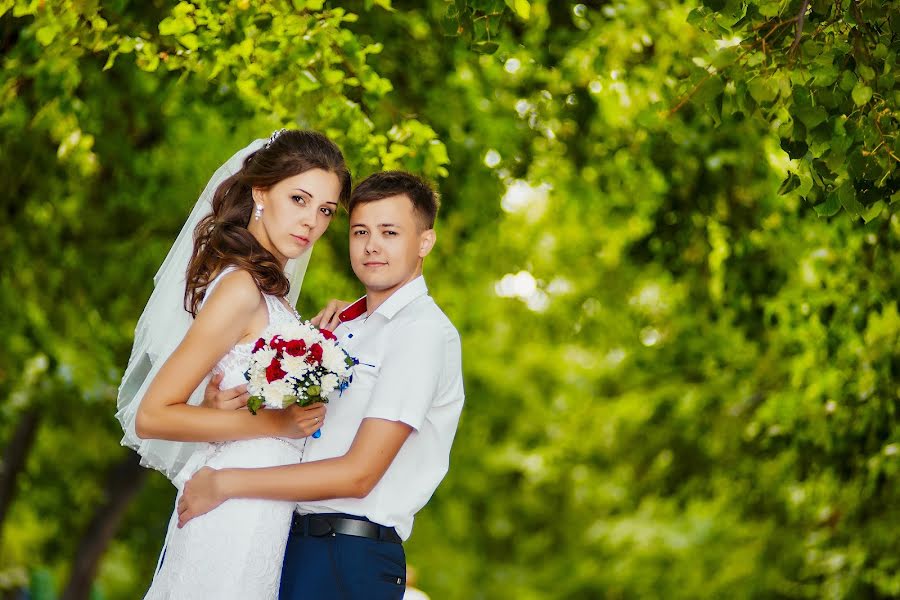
[254,204,263,221]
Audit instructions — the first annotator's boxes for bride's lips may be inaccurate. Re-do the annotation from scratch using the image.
[291,234,310,246]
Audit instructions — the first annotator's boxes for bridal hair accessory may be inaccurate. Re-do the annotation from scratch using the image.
[254,204,263,220]
[115,136,315,480]
[264,128,287,149]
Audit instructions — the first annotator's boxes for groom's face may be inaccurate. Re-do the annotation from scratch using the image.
[349,194,433,296]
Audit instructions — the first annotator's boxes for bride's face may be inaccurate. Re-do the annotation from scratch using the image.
[249,168,341,265]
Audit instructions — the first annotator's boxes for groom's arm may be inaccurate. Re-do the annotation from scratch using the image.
[177,417,412,526]
[227,417,410,499]
[201,372,250,410]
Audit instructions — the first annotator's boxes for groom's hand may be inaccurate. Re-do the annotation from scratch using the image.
[177,467,224,527]
[201,372,250,410]
[311,299,351,331]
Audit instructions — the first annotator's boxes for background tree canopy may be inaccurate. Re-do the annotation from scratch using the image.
[1,1,898,598]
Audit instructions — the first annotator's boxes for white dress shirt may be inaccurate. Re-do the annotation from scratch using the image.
[297,276,465,540]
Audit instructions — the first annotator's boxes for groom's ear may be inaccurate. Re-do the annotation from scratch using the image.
[418,228,436,259]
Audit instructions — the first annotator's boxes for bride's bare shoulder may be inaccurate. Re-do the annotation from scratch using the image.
[200,268,264,317]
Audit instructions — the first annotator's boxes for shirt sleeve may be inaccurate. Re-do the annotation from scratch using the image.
[363,320,447,430]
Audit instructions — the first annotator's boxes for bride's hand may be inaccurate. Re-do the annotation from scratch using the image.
[282,402,327,438]
[201,371,250,410]
[310,299,351,331]
[178,467,224,527]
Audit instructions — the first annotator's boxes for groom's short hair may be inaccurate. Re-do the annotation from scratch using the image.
[348,171,440,230]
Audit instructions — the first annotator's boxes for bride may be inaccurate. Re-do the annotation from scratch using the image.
[115,129,352,599]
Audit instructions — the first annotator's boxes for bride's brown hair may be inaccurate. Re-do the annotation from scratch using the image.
[185,130,351,316]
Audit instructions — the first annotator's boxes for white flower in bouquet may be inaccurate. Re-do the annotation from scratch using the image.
[280,354,310,378]
[322,344,352,377]
[320,373,340,395]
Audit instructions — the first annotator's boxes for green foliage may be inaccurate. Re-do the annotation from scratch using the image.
[440,0,520,54]
[684,0,899,221]
[1,1,898,599]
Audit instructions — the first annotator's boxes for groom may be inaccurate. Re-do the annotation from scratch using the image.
[181,171,465,599]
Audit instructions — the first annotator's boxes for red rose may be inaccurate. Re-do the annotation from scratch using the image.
[306,342,323,365]
[265,357,287,382]
[284,339,307,357]
[252,338,266,353]
[270,335,288,354]
[320,329,337,341]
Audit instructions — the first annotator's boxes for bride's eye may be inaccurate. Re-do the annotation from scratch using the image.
[320,207,334,217]
[291,195,307,206]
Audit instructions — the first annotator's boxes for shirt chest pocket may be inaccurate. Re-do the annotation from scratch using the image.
[347,358,379,392]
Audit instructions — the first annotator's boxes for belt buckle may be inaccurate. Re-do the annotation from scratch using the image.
[308,515,336,537]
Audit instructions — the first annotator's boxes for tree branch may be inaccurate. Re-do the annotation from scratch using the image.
[0,407,41,535]
[668,18,796,118]
[59,453,148,600]
[789,0,811,57]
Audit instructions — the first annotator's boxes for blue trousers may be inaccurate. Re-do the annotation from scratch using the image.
[279,514,407,600]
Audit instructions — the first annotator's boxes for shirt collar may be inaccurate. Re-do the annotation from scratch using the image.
[338,276,428,323]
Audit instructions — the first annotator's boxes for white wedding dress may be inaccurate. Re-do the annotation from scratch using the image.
[144,268,306,600]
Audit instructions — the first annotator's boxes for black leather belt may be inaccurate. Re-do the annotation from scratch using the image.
[292,513,402,544]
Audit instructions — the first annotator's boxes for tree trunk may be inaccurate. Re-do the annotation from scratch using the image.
[60,452,148,600]
[0,406,41,536]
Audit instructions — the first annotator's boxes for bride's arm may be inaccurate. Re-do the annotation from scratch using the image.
[135,270,323,442]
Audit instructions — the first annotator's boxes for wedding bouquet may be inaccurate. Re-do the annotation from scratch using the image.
[244,321,355,415]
